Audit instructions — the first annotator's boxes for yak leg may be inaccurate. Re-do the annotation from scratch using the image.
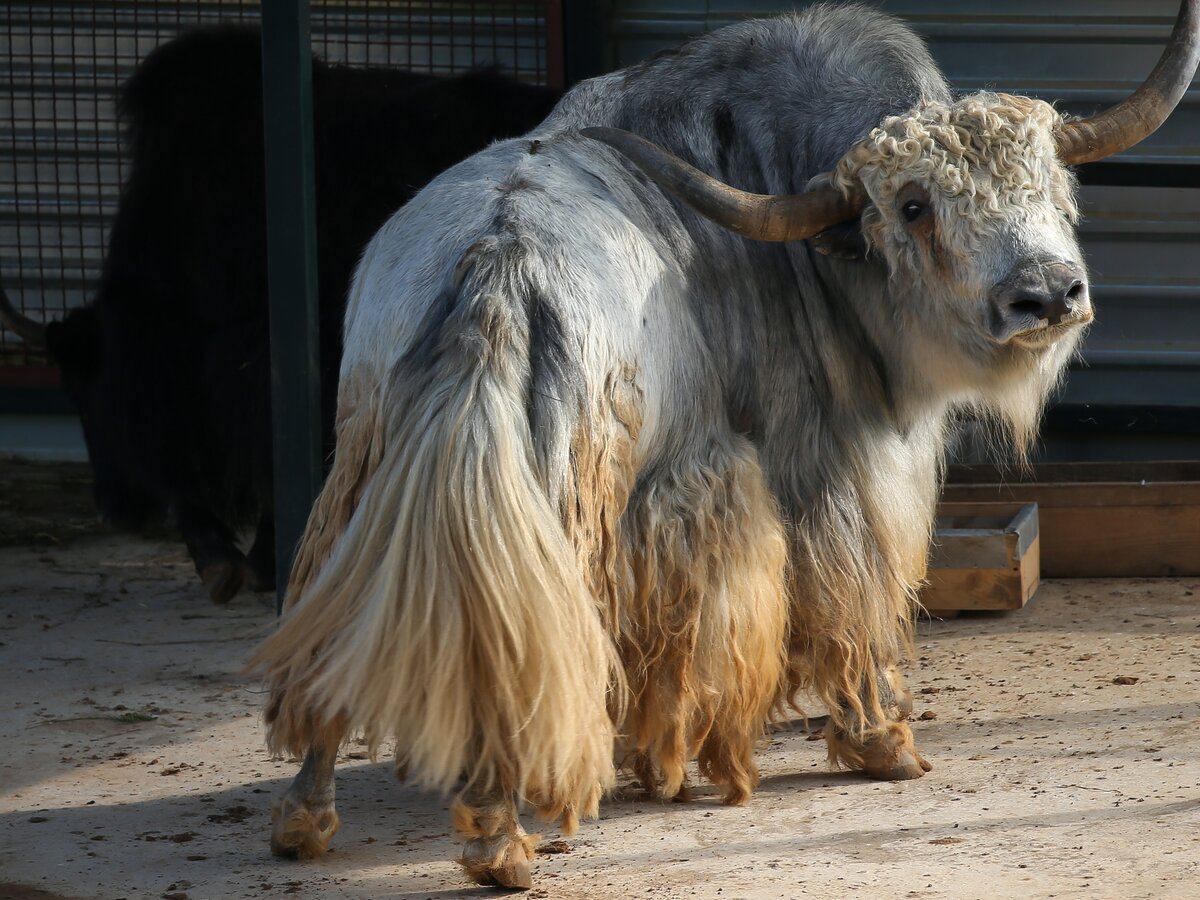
[824,663,930,781]
[270,730,342,859]
[453,792,537,890]
[883,663,914,719]
[620,441,789,806]
[243,509,276,593]
[177,503,246,604]
[692,458,791,807]
[788,508,929,782]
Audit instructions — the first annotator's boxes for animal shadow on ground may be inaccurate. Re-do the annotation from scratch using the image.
[0,732,870,900]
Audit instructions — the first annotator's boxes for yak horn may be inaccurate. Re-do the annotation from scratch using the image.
[0,281,48,350]
[581,126,864,242]
[1055,0,1200,165]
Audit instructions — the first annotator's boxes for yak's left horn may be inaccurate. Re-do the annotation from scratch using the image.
[1055,0,1200,165]
[0,281,48,350]
[581,126,864,242]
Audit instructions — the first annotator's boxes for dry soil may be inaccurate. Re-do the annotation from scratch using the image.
[1,462,1198,899]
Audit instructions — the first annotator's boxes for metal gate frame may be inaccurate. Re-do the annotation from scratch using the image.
[260,0,321,606]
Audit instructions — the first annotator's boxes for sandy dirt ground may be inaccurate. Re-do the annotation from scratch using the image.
[1,460,1198,900]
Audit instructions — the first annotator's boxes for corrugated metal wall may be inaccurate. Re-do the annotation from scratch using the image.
[606,0,1200,460]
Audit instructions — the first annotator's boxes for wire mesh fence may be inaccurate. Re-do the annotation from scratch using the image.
[0,1,561,374]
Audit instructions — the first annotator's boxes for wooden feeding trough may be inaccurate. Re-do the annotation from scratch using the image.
[921,501,1040,616]
[942,461,1200,577]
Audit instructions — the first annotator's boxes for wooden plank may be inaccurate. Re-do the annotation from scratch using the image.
[942,480,1200,577]
[944,480,1200,507]
[938,501,1039,559]
[928,529,1014,569]
[948,460,1200,485]
[924,566,1023,611]
[1020,535,1041,603]
[1035,504,1200,577]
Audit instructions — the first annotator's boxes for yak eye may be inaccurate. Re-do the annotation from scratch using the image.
[901,199,927,223]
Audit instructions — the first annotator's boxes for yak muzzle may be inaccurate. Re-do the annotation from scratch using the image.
[991,262,1091,339]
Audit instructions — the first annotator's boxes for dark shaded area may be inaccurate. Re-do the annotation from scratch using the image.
[0,458,101,547]
[0,885,76,900]
[1044,403,1200,436]
[1077,160,1200,188]
[21,25,560,599]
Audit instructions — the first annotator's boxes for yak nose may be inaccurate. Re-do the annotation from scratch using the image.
[995,263,1089,328]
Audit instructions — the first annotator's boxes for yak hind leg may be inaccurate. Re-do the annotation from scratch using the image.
[619,748,691,802]
[177,503,245,604]
[621,440,789,807]
[453,793,538,890]
[825,664,930,782]
[270,728,342,859]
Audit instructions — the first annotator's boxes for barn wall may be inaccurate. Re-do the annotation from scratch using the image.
[604,0,1200,462]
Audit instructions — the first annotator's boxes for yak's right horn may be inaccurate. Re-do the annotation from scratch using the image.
[1054,0,1200,165]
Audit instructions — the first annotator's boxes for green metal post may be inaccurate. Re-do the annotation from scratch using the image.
[261,0,322,612]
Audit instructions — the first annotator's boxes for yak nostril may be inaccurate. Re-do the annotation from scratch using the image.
[1009,296,1046,318]
[1064,280,1086,303]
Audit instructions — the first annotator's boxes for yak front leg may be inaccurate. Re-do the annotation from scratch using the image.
[825,663,930,781]
[452,792,538,890]
[176,503,246,604]
[270,732,342,859]
[883,663,914,720]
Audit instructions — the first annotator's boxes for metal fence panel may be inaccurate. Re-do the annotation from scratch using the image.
[0,0,557,373]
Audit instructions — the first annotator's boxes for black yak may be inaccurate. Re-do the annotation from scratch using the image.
[0,25,560,602]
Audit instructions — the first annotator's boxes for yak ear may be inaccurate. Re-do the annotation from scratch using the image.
[801,171,867,260]
[809,218,866,260]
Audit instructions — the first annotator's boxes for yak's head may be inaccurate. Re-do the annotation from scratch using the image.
[584,0,1198,445]
[829,93,1088,351]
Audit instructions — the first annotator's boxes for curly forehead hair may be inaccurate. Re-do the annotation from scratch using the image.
[832,92,1079,224]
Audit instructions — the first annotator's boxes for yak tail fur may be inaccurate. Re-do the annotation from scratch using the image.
[251,245,618,827]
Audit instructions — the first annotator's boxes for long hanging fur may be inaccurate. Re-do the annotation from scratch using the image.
[252,243,617,826]
[785,477,929,732]
[617,443,790,804]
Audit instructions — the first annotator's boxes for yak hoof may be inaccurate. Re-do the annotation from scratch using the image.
[867,746,932,782]
[270,795,340,860]
[200,559,244,605]
[459,832,537,891]
[859,723,932,781]
[827,721,932,782]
